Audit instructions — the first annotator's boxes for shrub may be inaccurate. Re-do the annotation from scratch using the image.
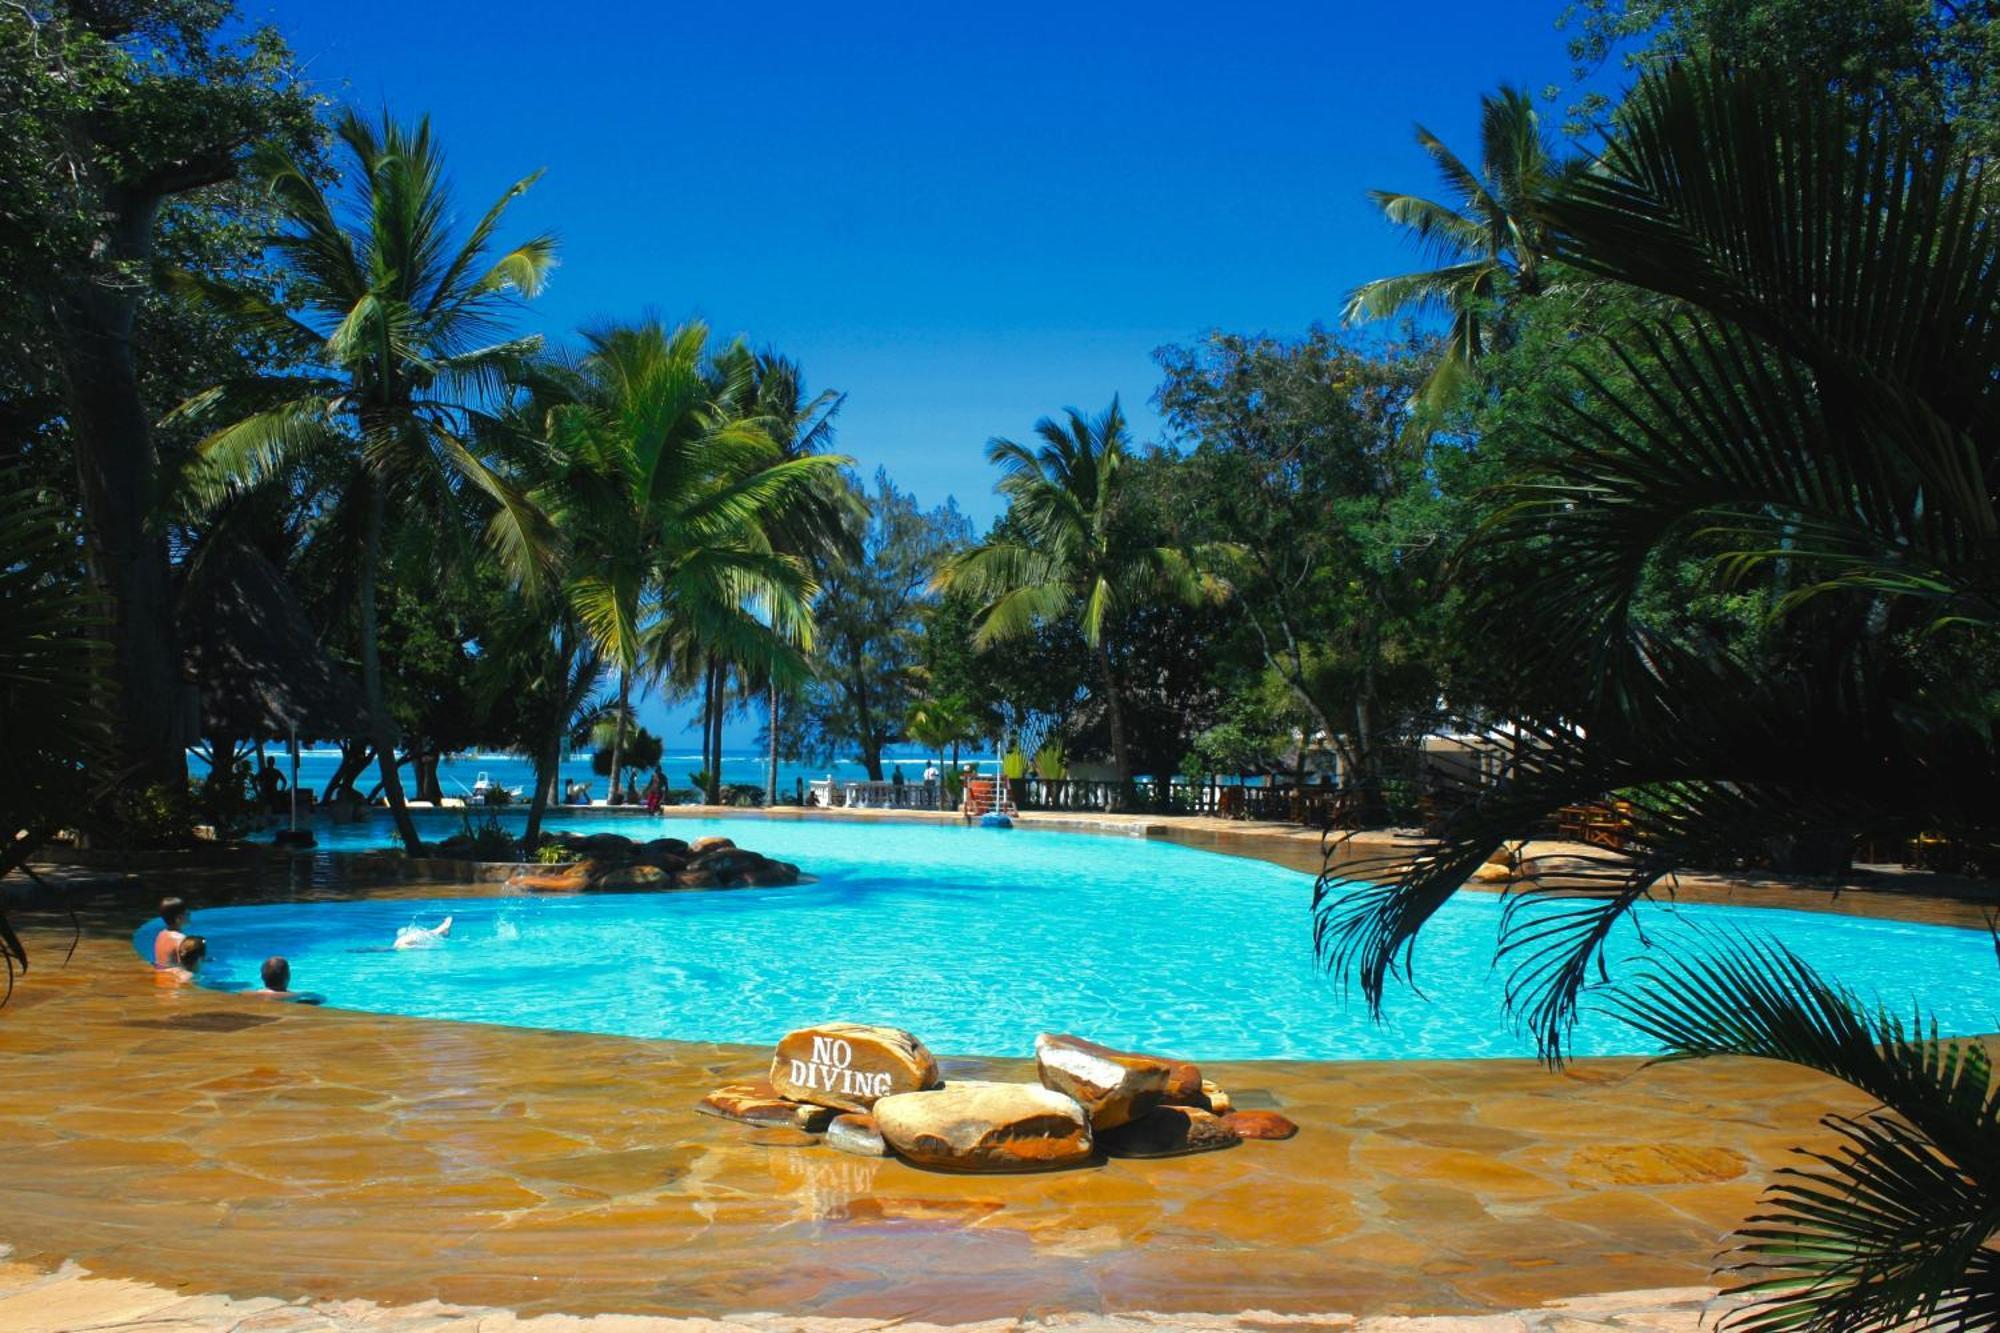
[459,813,520,861]
[534,842,578,865]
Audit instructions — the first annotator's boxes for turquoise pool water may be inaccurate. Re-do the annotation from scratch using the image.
[162,817,1998,1060]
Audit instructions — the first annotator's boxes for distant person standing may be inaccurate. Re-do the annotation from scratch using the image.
[255,758,288,813]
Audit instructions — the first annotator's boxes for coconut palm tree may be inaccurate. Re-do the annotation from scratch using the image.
[1318,61,1999,1329]
[551,321,847,799]
[723,350,860,804]
[1343,85,1571,409]
[175,109,556,852]
[939,399,1205,787]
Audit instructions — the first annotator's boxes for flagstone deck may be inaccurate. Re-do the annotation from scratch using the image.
[1,830,1985,1329]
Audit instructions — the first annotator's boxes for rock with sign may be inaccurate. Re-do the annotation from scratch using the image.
[769,1023,940,1112]
[873,1080,1094,1172]
[1034,1032,1173,1130]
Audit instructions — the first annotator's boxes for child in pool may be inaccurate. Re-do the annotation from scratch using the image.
[246,955,322,1004]
[157,934,205,984]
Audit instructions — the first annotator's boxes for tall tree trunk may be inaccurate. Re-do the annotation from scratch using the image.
[712,652,728,800]
[766,677,779,807]
[54,190,191,785]
[522,658,570,850]
[607,670,630,802]
[1092,639,1131,798]
[326,739,372,801]
[359,482,421,852]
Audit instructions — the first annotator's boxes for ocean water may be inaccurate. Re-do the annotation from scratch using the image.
[193,747,985,807]
[145,817,1999,1061]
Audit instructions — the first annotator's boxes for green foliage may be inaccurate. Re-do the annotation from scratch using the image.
[534,842,579,865]
[456,813,520,861]
[1032,740,1066,781]
[1343,87,1577,408]
[1000,746,1028,780]
[1320,57,2000,1325]
[786,470,971,778]
[1559,0,2000,158]
[0,473,111,892]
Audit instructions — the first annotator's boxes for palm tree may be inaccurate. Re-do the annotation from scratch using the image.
[1343,85,1570,409]
[1317,62,1998,1328]
[177,110,555,852]
[551,322,847,799]
[725,351,859,805]
[939,398,1204,786]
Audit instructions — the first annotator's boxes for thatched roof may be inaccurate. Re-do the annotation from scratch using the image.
[180,546,365,740]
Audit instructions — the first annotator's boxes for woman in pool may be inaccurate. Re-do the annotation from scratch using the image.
[151,897,189,969]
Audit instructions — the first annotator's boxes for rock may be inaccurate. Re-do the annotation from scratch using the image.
[505,860,594,892]
[641,837,690,857]
[690,835,735,854]
[1034,1032,1173,1130]
[1221,1109,1298,1140]
[579,832,636,857]
[696,1081,836,1132]
[1470,860,1514,883]
[770,1023,941,1111]
[1199,1081,1234,1116]
[1163,1062,1203,1103]
[873,1080,1094,1172]
[675,868,720,888]
[739,859,798,886]
[826,1113,889,1157]
[1100,1105,1240,1158]
[591,863,670,891]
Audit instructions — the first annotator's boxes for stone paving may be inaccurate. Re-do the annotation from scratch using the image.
[1,823,1982,1330]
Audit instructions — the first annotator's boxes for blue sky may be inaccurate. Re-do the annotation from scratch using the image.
[250,0,1625,747]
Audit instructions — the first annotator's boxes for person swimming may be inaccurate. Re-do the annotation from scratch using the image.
[393,916,453,950]
[152,897,189,969]
[247,955,323,1004]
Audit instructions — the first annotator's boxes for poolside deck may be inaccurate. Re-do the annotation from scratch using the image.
[1,824,1989,1330]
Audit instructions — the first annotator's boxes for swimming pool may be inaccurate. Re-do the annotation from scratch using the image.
[169,818,1997,1060]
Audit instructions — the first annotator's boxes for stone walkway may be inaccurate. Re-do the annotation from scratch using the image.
[0,1258,1725,1332]
[4,824,1984,1331]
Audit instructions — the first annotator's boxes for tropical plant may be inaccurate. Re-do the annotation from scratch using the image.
[940,399,1210,786]
[1608,929,1998,1332]
[1317,60,1999,1328]
[1342,85,1574,410]
[177,109,557,852]
[724,351,858,805]
[542,321,842,801]
[906,694,980,771]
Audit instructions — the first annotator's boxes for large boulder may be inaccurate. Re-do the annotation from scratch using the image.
[579,832,636,858]
[689,835,735,854]
[769,1022,941,1112]
[592,863,670,891]
[873,1081,1094,1172]
[1100,1104,1239,1158]
[1034,1032,1173,1130]
[696,1081,835,1132]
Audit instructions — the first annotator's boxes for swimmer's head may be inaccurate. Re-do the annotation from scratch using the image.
[160,897,187,929]
[261,956,290,991]
[176,935,206,969]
